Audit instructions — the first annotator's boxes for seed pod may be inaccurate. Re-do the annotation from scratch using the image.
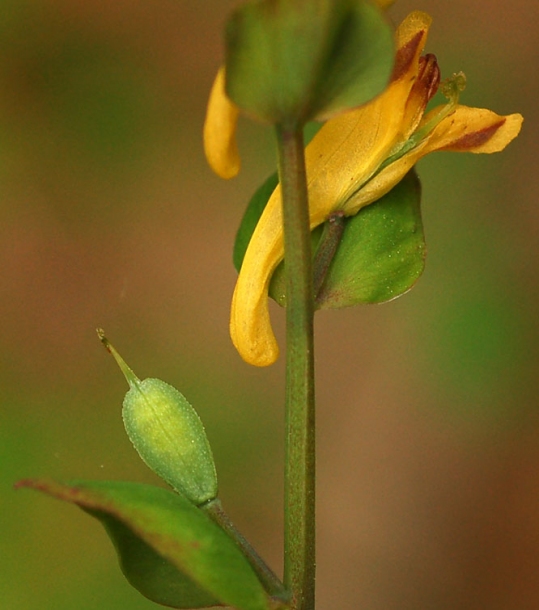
[97,329,218,506]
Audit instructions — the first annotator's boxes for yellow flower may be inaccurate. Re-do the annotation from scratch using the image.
[205,11,523,367]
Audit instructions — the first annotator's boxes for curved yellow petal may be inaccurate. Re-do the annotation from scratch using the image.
[418,105,523,154]
[230,194,283,366]
[394,11,432,64]
[230,12,432,366]
[346,106,524,211]
[203,67,241,179]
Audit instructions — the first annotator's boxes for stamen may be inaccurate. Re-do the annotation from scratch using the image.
[417,54,441,103]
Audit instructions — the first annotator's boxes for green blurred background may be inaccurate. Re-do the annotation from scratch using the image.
[2,1,538,608]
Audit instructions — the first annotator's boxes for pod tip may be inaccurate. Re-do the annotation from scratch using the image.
[96,328,111,351]
[96,328,140,389]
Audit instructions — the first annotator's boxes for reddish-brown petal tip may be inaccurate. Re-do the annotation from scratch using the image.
[442,118,506,151]
[392,30,426,82]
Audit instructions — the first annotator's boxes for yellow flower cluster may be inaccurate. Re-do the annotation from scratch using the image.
[205,11,523,367]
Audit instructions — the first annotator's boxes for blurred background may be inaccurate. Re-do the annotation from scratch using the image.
[2,1,538,608]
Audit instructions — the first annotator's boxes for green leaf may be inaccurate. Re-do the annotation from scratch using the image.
[225,0,394,124]
[317,171,425,307]
[234,170,425,309]
[274,171,425,308]
[94,510,219,608]
[17,479,272,610]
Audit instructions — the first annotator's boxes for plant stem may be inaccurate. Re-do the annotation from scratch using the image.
[275,124,316,610]
[202,499,288,601]
[313,212,345,301]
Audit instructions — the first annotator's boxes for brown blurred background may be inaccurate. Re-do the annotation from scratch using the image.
[2,1,538,608]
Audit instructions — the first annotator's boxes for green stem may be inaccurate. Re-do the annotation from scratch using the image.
[275,124,316,610]
[202,499,287,601]
[313,212,345,301]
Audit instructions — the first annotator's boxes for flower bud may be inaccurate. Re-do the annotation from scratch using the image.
[224,0,394,124]
[97,330,218,506]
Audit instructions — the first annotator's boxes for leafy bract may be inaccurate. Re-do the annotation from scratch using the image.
[17,479,272,610]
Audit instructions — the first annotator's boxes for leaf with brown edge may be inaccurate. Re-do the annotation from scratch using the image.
[16,479,274,610]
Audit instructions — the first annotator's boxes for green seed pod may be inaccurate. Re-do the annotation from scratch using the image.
[97,329,218,506]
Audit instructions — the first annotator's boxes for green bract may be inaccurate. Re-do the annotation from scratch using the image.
[225,0,394,124]
[98,331,218,506]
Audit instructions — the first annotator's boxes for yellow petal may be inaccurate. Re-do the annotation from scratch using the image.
[346,106,524,211]
[230,12,432,366]
[418,105,523,154]
[305,11,431,214]
[230,199,283,366]
[394,11,432,67]
[203,67,241,179]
